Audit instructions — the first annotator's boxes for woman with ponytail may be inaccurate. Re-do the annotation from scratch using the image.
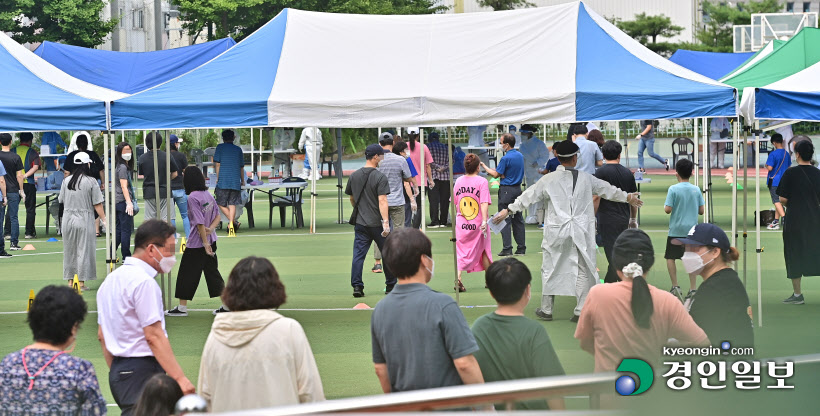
[575,229,709,372]
[675,223,754,350]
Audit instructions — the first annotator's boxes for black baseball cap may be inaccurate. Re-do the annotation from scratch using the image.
[674,223,730,252]
[554,140,579,157]
[365,144,385,158]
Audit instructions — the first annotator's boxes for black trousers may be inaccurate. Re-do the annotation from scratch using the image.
[411,193,422,229]
[116,201,134,259]
[498,185,526,252]
[428,179,451,225]
[175,242,224,300]
[4,183,36,237]
[109,356,164,416]
[351,224,396,288]
[600,220,629,283]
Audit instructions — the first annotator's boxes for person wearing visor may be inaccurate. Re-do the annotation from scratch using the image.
[518,125,549,225]
[674,223,753,350]
[59,151,106,290]
[495,140,643,322]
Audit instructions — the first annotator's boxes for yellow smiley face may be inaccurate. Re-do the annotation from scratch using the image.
[460,196,479,221]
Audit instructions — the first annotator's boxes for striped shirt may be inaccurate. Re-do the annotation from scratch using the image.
[379,152,411,207]
[213,143,245,190]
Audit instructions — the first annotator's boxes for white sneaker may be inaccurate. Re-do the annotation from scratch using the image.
[767,221,780,230]
[165,306,188,317]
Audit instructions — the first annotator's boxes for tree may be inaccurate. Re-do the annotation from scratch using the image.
[616,13,683,57]
[476,0,534,11]
[1,0,117,47]
[695,0,781,51]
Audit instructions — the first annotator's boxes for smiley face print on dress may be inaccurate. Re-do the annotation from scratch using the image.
[460,196,479,221]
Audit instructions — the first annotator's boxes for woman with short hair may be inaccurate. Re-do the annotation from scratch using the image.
[198,257,325,412]
[776,140,820,305]
[0,285,106,414]
[453,153,493,292]
[59,152,105,288]
[575,229,709,372]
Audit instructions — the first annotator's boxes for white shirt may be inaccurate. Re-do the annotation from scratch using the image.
[574,136,603,175]
[97,257,166,357]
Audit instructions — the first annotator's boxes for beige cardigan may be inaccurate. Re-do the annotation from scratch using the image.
[197,309,325,412]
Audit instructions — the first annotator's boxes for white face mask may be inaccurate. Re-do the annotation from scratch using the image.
[681,249,716,275]
[424,255,435,281]
[122,153,132,161]
[151,245,177,273]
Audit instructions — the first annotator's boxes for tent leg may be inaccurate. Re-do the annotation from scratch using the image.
[447,128,459,304]
[336,128,344,224]
[754,120,762,327]
[420,129,426,234]
[103,131,111,272]
[165,130,173,310]
[732,121,739,258]
[310,127,318,234]
[742,132,748,288]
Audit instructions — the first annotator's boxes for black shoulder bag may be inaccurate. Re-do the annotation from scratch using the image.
[349,170,374,225]
[768,153,787,188]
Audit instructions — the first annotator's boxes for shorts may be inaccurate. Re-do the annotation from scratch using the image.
[665,236,685,260]
[768,185,780,205]
[214,188,242,207]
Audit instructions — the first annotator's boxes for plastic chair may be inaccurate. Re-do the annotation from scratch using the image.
[487,149,498,168]
[190,148,205,170]
[671,137,694,165]
[269,177,306,229]
[202,147,216,176]
[322,146,343,177]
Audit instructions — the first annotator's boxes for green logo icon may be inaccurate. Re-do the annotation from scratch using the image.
[615,359,653,396]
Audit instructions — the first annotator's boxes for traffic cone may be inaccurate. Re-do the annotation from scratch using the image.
[22,244,35,251]
[72,274,82,295]
[27,290,34,311]
[46,238,58,242]
[179,237,187,253]
[227,223,236,238]
[353,303,371,310]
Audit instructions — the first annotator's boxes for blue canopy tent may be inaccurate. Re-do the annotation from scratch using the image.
[34,38,236,94]
[669,49,754,80]
[0,33,125,131]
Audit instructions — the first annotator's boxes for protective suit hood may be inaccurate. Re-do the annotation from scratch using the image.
[210,309,284,348]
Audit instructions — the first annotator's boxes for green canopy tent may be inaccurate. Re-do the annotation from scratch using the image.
[719,39,786,81]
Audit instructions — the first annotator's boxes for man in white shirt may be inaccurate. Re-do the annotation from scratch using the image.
[572,125,603,175]
[97,219,195,416]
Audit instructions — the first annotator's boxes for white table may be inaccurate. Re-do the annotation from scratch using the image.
[207,181,308,229]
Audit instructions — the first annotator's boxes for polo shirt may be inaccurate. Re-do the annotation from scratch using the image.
[496,149,524,186]
[378,152,411,207]
[574,136,603,175]
[213,142,245,191]
[371,283,478,392]
[97,257,166,357]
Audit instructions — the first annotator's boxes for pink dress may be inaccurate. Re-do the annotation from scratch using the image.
[454,175,493,272]
[407,142,433,187]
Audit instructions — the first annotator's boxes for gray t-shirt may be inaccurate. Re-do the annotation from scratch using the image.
[371,283,479,392]
[641,120,655,140]
[345,167,389,227]
[378,152,411,207]
[115,163,133,204]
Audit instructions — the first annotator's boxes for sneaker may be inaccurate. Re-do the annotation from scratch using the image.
[683,289,697,308]
[3,235,9,240]
[9,244,21,251]
[371,264,383,273]
[213,306,229,315]
[767,221,780,230]
[385,284,395,294]
[0,251,11,258]
[514,248,526,256]
[454,281,466,293]
[165,306,188,317]
[534,308,553,321]
[670,286,684,302]
[782,294,805,305]
[24,234,35,239]
[664,159,670,171]
[353,286,365,298]
[427,222,441,228]
[537,223,544,229]
[498,249,513,257]
[570,314,580,323]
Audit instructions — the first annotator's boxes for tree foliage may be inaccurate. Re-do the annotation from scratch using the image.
[0,0,117,47]
[173,0,447,43]
[695,0,781,51]
[615,13,683,57]
[476,0,534,11]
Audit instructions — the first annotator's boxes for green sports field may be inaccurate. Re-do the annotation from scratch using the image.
[1,174,818,414]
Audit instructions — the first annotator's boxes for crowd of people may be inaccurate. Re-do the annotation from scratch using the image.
[0,123,817,414]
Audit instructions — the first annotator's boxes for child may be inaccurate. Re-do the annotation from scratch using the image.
[765,133,790,230]
[664,159,704,302]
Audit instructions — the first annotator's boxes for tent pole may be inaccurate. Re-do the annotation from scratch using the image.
[732,121,739,262]
[165,130,173,310]
[259,128,263,181]
[420,129,426,234]
[704,118,711,223]
[694,118,699,189]
[110,132,117,271]
[447,127,459,304]
[150,130,165,309]
[310,127,318,233]
[103,131,111,272]
[742,128,748,288]
[754,119,762,327]
[336,128,344,224]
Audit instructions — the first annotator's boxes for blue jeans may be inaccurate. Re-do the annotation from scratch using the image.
[350,224,396,289]
[115,201,134,259]
[637,138,666,169]
[171,189,190,237]
[3,192,20,245]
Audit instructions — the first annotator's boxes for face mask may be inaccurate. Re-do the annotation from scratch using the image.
[122,153,132,161]
[681,249,715,275]
[151,245,177,273]
[424,255,435,279]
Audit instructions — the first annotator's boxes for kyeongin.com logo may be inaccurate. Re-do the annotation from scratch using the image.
[615,358,654,396]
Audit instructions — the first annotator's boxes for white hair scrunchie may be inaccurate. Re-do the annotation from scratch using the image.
[622,262,644,279]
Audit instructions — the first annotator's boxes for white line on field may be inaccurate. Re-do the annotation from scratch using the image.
[0,305,497,315]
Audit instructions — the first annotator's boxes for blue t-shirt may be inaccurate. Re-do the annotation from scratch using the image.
[665,182,705,237]
[453,147,466,174]
[545,158,560,173]
[765,148,790,187]
[213,142,245,190]
[496,149,524,186]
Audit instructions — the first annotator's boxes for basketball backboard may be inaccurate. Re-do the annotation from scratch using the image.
[750,12,818,51]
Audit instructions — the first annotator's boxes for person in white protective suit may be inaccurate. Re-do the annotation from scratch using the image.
[709,117,730,169]
[466,126,490,167]
[493,140,643,322]
[518,125,549,224]
[298,127,323,180]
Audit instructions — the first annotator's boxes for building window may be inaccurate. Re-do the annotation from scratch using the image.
[133,9,144,29]
[786,2,795,12]
[804,2,811,12]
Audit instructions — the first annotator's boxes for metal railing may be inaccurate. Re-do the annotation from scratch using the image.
[215,373,618,415]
